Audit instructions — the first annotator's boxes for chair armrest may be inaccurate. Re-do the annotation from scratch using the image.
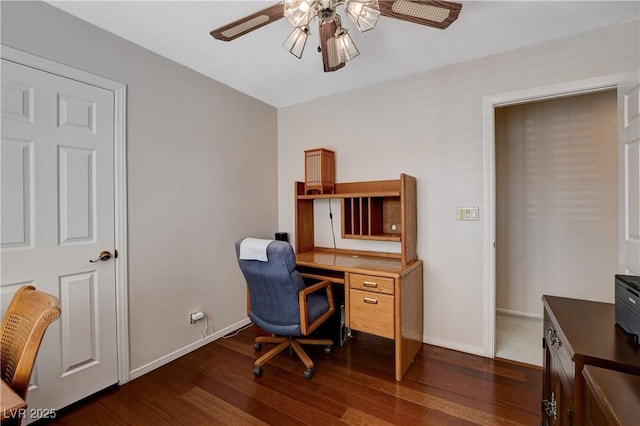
[299,280,331,298]
[299,280,335,336]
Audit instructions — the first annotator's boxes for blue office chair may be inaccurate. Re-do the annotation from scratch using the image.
[235,238,334,379]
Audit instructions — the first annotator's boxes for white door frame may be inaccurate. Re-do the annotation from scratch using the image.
[1,45,130,383]
[482,73,628,357]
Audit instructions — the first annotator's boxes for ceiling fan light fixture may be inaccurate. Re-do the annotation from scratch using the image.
[282,25,311,59]
[284,0,317,27]
[210,1,462,72]
[346,0,380,32]
[334,27,359,62]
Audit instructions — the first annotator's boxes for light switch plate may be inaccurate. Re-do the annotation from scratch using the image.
[457,206,479,221]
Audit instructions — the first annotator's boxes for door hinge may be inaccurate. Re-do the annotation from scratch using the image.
[542,337,546,349]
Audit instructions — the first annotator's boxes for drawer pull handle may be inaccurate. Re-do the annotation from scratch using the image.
[548,327,562,349]
[363,281,378,288]
[542,392,557,421]
[363,297,378,304]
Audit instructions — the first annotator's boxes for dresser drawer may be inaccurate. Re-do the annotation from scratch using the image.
[349,289,394,339]
[350,274,394,295]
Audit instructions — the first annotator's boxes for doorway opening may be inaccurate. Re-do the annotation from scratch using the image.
[483,73,626,364]
[494,90,618,365]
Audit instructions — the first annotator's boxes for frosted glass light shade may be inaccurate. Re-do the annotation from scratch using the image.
[334,28,359,62]
[345,0,380,32]
[284,0,316,27]
[282,26,310,59]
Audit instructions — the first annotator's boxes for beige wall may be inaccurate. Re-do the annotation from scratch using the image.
[1,1,278,372]
[496,91,618,315]
[278,20,640,354]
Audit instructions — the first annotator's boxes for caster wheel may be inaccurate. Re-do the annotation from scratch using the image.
[253,366,263,377]
[303,369,314,380]
[254,342,262,351]
[324,345,332,354]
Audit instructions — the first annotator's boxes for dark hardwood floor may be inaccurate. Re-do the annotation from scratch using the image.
[42,326,542,425]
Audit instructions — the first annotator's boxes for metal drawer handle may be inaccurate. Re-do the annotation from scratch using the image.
[548,327,562,349]
[543,392,557,421]
[363,297,378,304]
[363,281,378,288]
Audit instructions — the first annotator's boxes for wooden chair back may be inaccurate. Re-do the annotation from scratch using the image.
[1,285,60,400]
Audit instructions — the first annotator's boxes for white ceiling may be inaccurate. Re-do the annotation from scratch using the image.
[47,1,639,108]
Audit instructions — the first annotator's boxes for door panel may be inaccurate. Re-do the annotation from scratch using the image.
[58,145,96,245]
[59,271,100,376]
[1,137,34,248]
[619,70,640,275]
[1,58,118,420]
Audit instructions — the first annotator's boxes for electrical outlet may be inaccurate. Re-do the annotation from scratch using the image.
[190,311,205,324]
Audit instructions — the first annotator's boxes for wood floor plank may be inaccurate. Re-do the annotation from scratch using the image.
[181,387,268,425]
[339,407,397,425]
[199,365,346,425]
[44,326,541,425]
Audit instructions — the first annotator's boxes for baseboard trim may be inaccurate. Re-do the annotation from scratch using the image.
[129,317,252,380]
[423,335,485,358]
[496,308,543,319]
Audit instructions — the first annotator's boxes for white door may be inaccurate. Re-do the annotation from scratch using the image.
[1,58,118,419]
[618,70,640,275]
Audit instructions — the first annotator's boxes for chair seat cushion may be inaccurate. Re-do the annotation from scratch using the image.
[250,290,330,337]
[250,313,300,336]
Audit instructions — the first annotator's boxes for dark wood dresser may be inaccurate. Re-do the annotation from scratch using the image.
[542,296,640,425]
[583,365,640,425]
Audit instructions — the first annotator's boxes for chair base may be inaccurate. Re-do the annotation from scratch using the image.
[253,335,332,378]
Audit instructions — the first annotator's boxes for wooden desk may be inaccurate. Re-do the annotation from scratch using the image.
[542,296,640,426]
[583,365,640,425]
[1,380,26,421]
[296,249,423,381]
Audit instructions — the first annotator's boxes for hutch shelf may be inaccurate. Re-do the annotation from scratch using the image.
[295,173,417,265]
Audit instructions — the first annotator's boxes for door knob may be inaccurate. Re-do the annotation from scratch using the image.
[90,251,112,263]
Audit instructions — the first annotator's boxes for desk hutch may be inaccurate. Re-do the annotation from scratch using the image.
[294,173,423,381]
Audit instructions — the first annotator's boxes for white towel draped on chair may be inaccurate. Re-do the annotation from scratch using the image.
[239,238,273,262]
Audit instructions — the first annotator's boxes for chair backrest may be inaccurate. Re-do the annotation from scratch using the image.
[1,285,60,399]
[235,238,306,335]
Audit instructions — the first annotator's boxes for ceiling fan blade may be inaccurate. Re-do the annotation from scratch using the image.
[320,19,346,73]
[210,2,285,41]
[379,0,462,30]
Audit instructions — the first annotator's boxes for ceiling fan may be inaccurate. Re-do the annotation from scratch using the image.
[210,0,462,72]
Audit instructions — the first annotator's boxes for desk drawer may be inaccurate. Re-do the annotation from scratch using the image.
[350,274,394,295]
[349,289,394,339]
